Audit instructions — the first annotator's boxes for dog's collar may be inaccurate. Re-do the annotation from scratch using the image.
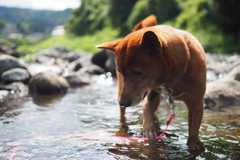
[166,88,173,96]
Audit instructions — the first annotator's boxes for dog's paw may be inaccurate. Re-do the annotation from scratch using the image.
[188,144,200,150]
[187,136,203,150]
[188,143,205,156]
[142,122,159,139]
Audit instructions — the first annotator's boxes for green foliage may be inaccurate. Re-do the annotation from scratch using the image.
[18,27,120,54]
[108,0,138,36]
[64,0,240,53]
[127,0,180,30]
[170,0,240,53]
[0,6,71,34]
[16,22,46,35]
[65,0,110,36]
[0,35,39,47]
[4,0,238,54]
[0,19,5,31]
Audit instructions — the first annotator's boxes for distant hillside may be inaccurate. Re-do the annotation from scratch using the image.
[0,6,72,35]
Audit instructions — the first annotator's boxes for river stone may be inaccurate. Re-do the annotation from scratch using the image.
[78,54,92,67]
[6,49,22,58]
[61,52,80,62]
[1,68,31,84]
[34,54,55,64]
[27,64,62,76]
[92,49,116,76]
[0,55,26,75]
[28,72,70,94]
[68,59,83,71]
[0,82,28,93]
[224,65,240,82]
[79,65,105,75]
[91,49,108,69]
[204,79,240,108]
[0,42,10,52]
[64,74,88,86]
[35,48,61,58]
[105,50,116,77]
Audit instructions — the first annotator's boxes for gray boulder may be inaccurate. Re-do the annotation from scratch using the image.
[105,50,116,77]
[61,52,80,62]
[92,50,116,76]
[0,82,28,93]
[77,54,92,67]
[206,54,240,77]
[224,65,240,82]
[68,59,83,71]
[204,79,240,108]
[79,65,105,75]
[0,41,10,53]
[0,55,26,74]
[64,74,88,86]
[27,64,62,76]
[1,68,31,84]
[28,72,70,94]
[91,49,108,69]
[205,62,240,109]
[35,48,61,59]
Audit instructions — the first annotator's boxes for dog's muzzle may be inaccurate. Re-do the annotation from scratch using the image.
[119,99,131,107]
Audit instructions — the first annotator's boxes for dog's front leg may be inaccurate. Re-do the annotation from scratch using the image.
[120,106,126,126]
[117,72,127,126]
[142,90,161,139]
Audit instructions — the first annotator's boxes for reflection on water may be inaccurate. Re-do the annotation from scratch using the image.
[30,93,67,107]
[0,76,240,159]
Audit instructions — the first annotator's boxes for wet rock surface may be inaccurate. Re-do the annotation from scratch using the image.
[92,49,116,77]
[204,79,240,108]
[205,53,240,108]
[1,68,31,84]
[28,72,70,94]
[0,54,26,73]
[0,44,115,96]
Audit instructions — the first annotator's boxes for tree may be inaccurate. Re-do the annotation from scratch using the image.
[172,0,240,52]
[127,0,180,30]
[208,0,240,43]
[108,0,138,36]
[16,22,32,34]
[65,0,110,36]
[64,0,239,52]
[0,19,5,32]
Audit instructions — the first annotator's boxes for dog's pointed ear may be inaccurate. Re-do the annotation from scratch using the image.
[133,15,158,31]
[140,31,162,54]
[96,40,119,53]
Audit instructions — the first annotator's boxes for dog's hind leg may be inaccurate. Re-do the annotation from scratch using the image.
[184,98,204,150]
[142,90,161,139]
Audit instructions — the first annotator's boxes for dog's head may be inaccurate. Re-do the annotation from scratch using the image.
[96,29,171,107]
[96,15,189,107]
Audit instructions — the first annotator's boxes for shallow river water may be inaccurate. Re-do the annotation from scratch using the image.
[0,75,240,160]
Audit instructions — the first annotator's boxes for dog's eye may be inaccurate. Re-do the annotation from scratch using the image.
[132,71,143,78]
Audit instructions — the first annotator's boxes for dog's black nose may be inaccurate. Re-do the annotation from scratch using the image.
[119,99,131,107]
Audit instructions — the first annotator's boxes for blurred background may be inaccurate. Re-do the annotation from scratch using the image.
[0,0,239,57]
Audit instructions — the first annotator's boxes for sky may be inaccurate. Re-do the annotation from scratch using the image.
[0,0,81,11]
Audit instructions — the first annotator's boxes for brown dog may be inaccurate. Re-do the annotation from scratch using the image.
[96,15,206,150]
